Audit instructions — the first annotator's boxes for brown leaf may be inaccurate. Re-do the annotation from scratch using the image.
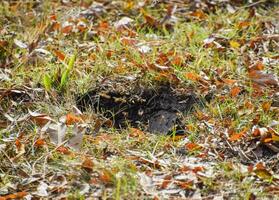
[254,163,273,180]
[171,55,183,67]
[230,86,241,97]
[262,102,271,112]
[249,70,279,87]
[56,146,71,155]
[82,158,94,171]
[229,128,248,142]
[222,78,237,85]
[99,170,113,184]
[129,128,145,138]
[66,113,83,125]
[144,14,159,28]
[238,21,250,29]
[29,110,52,127]
[185,142,202,151]
[190,10,206,20]
[120,37,138,46]
[0,191,28,200]
[61,25,73,34]
[53,50,66,61]
[174,180,193,189]
[185,72,200,82]
[160,175,172,189]
[34,139,46,147]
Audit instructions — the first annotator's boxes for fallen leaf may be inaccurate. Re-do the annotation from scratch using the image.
[29,110,52,126]
[262,102,271,112]
[230,40,240,49]
[222,78,237,85]
[174,180,193,189]
[254,163,273,180]
[61,25,73,34]
[99,170,113,184]
[114,17,133,29]
[56,146,71,155]
[238,21,250,29]
[185,142,202,151]
[14,39,28,49]
[82,158,94,171]
[171,55,183,66]
[35,182,48,197]
[67,125,86,151]
[121,37,138,46]
[34,138,46,147]
[0,191,28,200]
[47,123,67,145]
[129,128,145,138]
[65,113,83,125]
[53,50,66,61]
[229,128,248,142]
[185,72,200,82]
[160,175,172,189]
[190,10,206,20]
[249,70,279,87]
[230,86,241,97]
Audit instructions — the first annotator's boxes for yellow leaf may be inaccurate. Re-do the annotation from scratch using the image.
[230,40,240,49]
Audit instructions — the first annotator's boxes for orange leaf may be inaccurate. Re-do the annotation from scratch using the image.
[52,22,61,31]
[56,146,71,155]
[29,111,52,127]
[190,10,206,20]
[82,158,94,171]
[143,14,158,27]
[192,166,204,173]
[222,78,237,85]
[34,139,46,147]
[185,72,200,82]
[161,175,172,189]
[0,40,8,48]
[249,62,264,71]
[129,128,145,138]
[229,128,247,141]
[264,137,272,143]
[61,25,73,34]
[98,21,109,30]
[238,21,250,29]
[53,50,66,61]
[171,55,183,66]
[49,14,57,21]
[175,180,193,189]
[179,166,191,173]
[262,102,271,112]
[230,86,241,97]
[15,139,21,150]
[66,113,83,125]
[99,170,112,184]
[156,53,169,65]
[185,142,202,151]
[120,37,138,46]
[0,191,28,200]
[252,128,261,137]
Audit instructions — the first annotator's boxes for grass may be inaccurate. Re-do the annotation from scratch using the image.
[0,0,279,199]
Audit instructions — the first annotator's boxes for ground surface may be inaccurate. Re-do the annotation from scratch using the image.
[0,0,279,199]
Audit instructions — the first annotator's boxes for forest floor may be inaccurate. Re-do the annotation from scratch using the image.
[0,0,279,199]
